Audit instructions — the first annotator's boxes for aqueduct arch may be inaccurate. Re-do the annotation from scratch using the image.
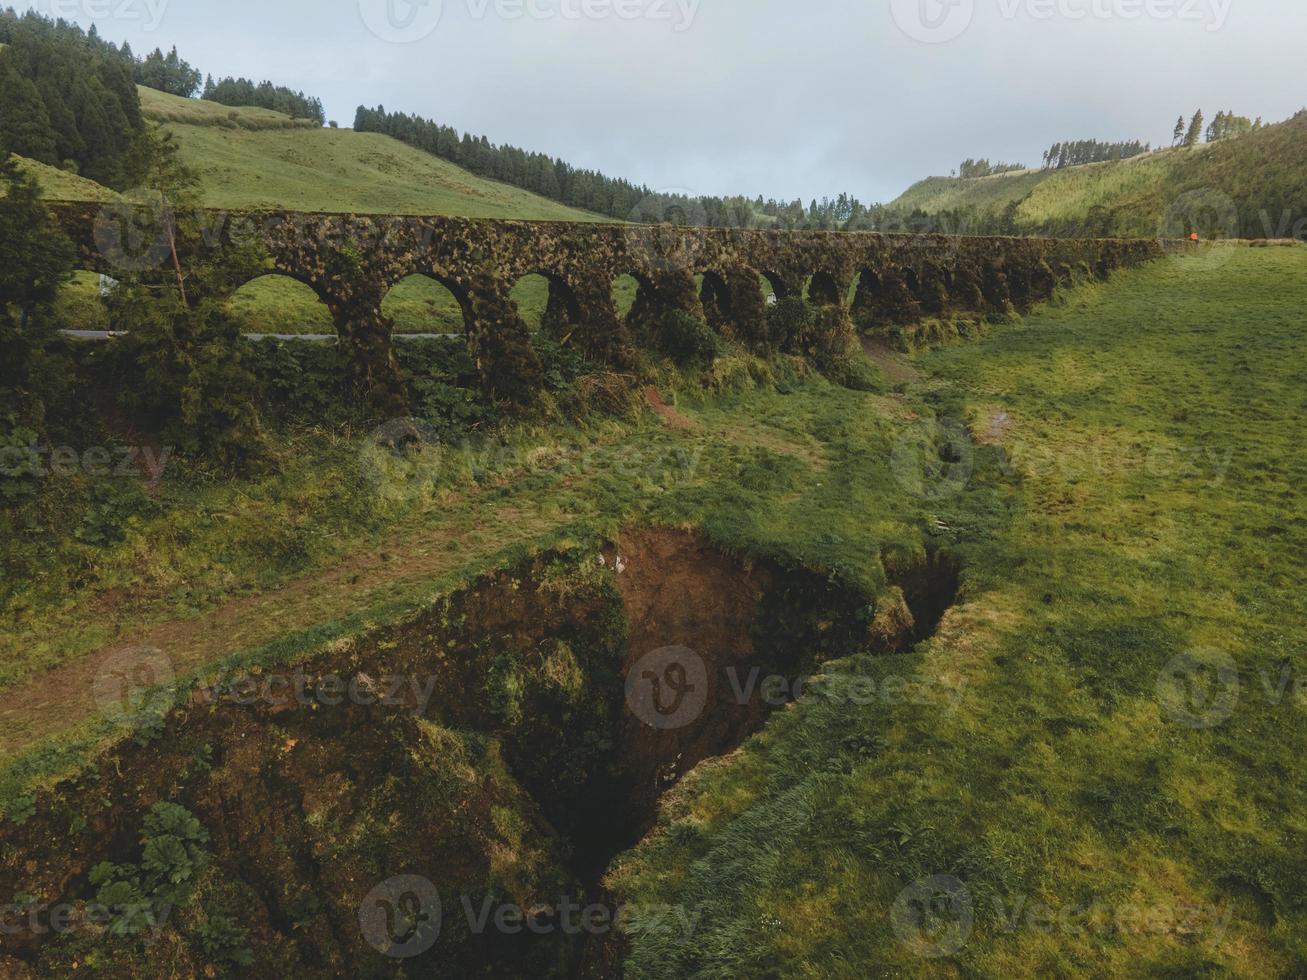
[51,203,1168,411]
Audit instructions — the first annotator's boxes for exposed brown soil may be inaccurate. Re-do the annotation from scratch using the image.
[0,501,561,759]
[642,386,698,431]
[0,528,959,978]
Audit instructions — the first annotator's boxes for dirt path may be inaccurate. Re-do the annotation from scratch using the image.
[0,500,565,761]
[860,336,920,384]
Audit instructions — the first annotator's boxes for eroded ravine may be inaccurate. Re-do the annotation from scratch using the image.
[0,527,958,978]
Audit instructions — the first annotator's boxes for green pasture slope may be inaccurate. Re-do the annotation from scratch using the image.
[613,243,1307,977]
[6,244,1305,976]
[892,112,1307,239]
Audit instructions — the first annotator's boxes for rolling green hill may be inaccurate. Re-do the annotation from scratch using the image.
[890,111,1307,239]
[24,86,606,222]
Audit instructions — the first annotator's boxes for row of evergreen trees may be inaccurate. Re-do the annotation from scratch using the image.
[202,76,325,124]
[1041,139,1151,170]
[134,45,202,97]
[0,9,148,188]
[352,105,882,230]
[957,159,1024,179]
[0,8,327,189]
[1168,109,1260,147]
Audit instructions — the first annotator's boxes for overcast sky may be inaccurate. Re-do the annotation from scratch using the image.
[21,0,1305,203]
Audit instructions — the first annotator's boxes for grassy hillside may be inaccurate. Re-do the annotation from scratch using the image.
[614,243,1307,977]
[21,86,605,221]
[890,113,1307,239]
[137,87,606,219]
[137,85,321,131]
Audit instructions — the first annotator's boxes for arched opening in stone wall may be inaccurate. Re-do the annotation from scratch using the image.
[807,271,841,307]
[851,269,883,320]
[383,273,469,336]
[228,275,336,338]
[699,270,733,331]
[509,273,551,331]
[759,271,791,304]
[512,272,583,340]
[612,275,641,320]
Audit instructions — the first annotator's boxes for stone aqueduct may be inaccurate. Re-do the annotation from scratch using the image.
[52,203,1165,410]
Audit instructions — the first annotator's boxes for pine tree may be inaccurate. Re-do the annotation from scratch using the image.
[0,149,74,410]
[1172,116,1185,146]
[0,60,57,163]
[1184,110,1204,148]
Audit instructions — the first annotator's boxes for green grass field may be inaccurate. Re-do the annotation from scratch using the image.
[891,113,1307,239]
[613,243,1307,977]
[23,87,607,222]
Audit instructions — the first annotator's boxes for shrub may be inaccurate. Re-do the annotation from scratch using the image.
[89,802,210,937]
[765,296,812,352]
[655,309,720,365]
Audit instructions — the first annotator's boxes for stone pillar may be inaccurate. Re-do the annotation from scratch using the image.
[571,279,636,368]
[626,270,703,338]
[724,267,768,349]
[464,275,543,405]
[328,285,408,417]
